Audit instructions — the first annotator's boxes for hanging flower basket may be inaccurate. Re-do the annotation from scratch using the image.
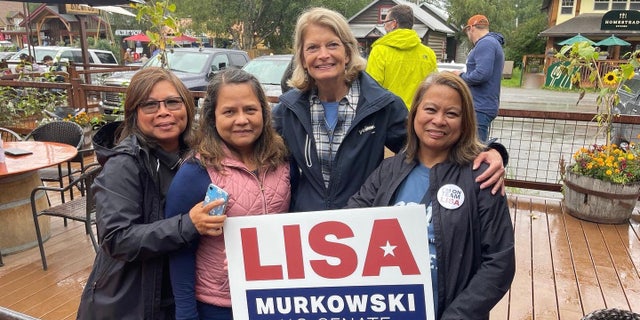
[563,168,640,224]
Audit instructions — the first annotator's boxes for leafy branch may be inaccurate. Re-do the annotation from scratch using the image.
[131,0,180,68]
[555,41,637,146]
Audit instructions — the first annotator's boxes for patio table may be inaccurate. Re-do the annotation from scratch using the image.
[0,141,77,254]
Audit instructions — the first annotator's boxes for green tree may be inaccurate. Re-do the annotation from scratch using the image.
[504,1,546,67]
[445,0,547,66]
[132,0,180,68]
[446,0,516,42]
[177,0,369,52]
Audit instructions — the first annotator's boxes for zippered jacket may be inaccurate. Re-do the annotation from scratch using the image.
[366,28,438,108]
[273,72,408,212]
[347,152,515,319]
[166,153,290,319]
[78,123,198,320]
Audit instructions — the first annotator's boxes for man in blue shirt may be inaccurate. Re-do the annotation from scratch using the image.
[453,15,504,142]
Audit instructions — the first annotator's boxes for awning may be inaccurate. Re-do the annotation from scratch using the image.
[539,13,640,37]
[94,6,135,17]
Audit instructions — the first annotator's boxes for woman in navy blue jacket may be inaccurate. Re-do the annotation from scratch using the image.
[273,7,507,213]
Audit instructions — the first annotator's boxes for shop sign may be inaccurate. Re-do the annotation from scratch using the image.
[115,30,143,36]
[59,4,99,15]
[602,10,640,30]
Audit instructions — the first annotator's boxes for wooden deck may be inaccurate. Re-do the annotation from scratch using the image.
[0,194,639,319]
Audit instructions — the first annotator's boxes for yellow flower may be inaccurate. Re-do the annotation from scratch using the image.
[602,71,618,85]
[628,154,635,160]
[606,169,613,175]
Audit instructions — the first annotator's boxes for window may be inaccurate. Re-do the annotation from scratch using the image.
[211,54,230,72]
[631,0,640,9]
[561,0,574,14]
[95,52,117,64]
[594,0,609,10]
[377,5,392,24]
[229,53,249,68]
[612,0,627,9]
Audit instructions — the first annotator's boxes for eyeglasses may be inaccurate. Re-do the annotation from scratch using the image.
[379,19,396,26]
[138,97,184,114]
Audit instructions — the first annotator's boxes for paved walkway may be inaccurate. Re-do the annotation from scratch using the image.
[501,87,599,113]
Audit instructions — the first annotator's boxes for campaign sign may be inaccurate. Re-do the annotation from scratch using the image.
[224,205,435,319]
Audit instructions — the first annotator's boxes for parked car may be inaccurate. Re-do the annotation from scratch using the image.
[9,46,118,68]
[437,61,466,73]
[611,74,640,148]
[0,51,16,60]
[241,54,293,99]
[7,46,118,83]
[100,47,250,120]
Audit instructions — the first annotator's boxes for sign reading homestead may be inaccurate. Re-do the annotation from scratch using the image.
[224,206,435,320]
[601,10,640,31]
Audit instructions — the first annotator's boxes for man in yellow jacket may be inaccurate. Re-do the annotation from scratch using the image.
[366,4,438,109]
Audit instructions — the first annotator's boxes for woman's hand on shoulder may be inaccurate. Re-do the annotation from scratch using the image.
[473,149,505,196]
[189,199,226,237]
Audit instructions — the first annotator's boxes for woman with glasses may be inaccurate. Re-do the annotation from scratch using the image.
[77,67,225,319]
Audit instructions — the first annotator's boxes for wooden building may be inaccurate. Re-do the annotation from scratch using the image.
[347,0,459,62]
[540,0,640,59]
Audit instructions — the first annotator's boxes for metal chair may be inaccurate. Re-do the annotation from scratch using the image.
[24,121,91,203]
[0,127,23,142]
[30,163,102,270]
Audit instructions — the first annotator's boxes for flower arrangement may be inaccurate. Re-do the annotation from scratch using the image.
[571,142,640,184]
[556,42,640,185]
[63,111,103,128]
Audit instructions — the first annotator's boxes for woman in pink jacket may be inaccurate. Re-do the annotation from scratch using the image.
[165,68,290,319]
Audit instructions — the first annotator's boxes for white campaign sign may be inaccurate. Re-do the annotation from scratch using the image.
[224,205,435,320]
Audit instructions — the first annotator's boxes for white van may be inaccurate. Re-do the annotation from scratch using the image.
[9,46,118,65]
[8,46,119,83]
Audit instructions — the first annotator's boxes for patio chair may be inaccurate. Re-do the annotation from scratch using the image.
[30,163,102,270]
[24,121,92,204]
[0,127,23,142]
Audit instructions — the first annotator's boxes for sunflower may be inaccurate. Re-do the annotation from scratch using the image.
[603,71,619,86]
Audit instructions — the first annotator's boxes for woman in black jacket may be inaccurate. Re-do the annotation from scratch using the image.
[348,72,515,319]
[77,68,225,320]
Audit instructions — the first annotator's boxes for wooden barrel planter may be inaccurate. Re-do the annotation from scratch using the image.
[563,169,640,224]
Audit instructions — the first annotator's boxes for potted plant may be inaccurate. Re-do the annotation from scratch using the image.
[557,41,640,224]
[0,82,67,134]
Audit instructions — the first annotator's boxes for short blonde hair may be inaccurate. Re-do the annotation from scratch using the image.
[289,7,366,91]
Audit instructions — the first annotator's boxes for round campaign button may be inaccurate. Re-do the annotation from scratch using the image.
[437,184,465,210]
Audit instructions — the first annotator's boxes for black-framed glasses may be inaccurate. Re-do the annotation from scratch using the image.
[138,97,184,114]
[379,19,396,26]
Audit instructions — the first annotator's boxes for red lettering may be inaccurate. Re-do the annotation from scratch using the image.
[283,225,305,279]
[309,221,357,279]
[241,228,283,280]
[362,219,420,276]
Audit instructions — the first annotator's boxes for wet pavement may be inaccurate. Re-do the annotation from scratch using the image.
[500,87,599,113]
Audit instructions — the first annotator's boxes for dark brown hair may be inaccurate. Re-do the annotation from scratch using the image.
[118,67,195,149]
[405,72,484,165]
[388,4,414,29]
[193,68,288,171]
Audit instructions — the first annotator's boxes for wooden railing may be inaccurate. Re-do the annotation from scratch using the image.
[3,65,640,194]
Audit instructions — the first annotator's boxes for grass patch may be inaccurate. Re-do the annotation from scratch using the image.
[501,67,522,87]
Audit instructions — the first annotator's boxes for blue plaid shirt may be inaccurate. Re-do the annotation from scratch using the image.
[309,79,361,187]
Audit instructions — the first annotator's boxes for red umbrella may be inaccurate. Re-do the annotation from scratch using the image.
[124,33,150,42]
[172,35,198,43]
